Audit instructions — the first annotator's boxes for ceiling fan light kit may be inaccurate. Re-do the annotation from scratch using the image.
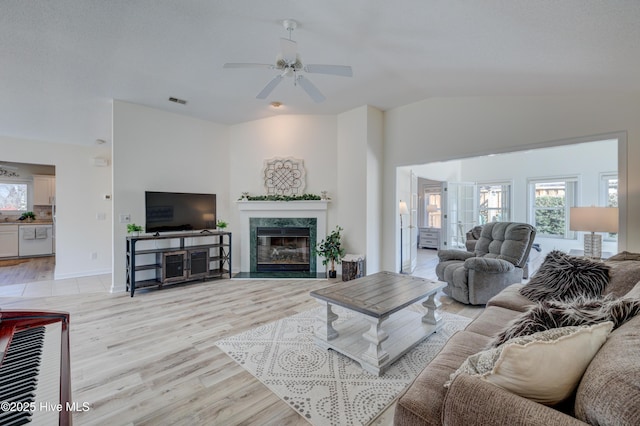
[223,19,352,103]
[282,19,298,34]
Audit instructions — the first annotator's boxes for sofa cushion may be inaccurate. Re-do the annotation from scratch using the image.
[624,280,640,299]
[603,258,640,297]
[519,250,610,302]
[464,305,523,338]
[575,315,640,425]
[443,374,590,426]
[486,283,534,312]
[393,330,491,426]
[448,322,613,406]
[607,250,640,261]
[489,295,640,347]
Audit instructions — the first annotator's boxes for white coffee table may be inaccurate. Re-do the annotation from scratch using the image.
[310,271,446,376]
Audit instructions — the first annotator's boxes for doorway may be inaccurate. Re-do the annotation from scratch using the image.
[399,136,621,268]
[0,161,56,271]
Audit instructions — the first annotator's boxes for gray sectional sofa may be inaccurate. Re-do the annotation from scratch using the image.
[394,254,640,425]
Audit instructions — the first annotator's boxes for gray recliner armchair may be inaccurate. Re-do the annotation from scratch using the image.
[465,225,483,251]
[436,222,536,305]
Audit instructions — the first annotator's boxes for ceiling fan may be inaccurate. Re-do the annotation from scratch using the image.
[223,19,353,103]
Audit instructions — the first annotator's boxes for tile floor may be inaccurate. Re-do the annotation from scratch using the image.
[0,274,111,297]
[0,273,112,297]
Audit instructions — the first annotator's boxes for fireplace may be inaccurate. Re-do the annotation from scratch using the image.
[237,200,328,277]
[249,217,317,273]
[256,227,311,272]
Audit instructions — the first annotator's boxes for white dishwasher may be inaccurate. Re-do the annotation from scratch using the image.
[19,225,53,256]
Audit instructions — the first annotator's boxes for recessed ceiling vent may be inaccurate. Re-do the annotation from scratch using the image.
[168,97,187,105]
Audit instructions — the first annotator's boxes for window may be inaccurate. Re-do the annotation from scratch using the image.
[478,182,511,224]
[529,178,577,238]
[0,181,28,213]
[601,173,618,241]
[423,188,441,228]
[600,173,618,208]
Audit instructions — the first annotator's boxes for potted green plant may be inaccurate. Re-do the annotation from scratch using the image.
[315,226,346,279]
[127,223,143,236]
[216,220,228,230]
[20,211,36,222]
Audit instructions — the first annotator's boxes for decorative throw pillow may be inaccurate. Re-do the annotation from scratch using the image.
[489,295,640,347]
[446,322,613,406]
[519,250,610,302]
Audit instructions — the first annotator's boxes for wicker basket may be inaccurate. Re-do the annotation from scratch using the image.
[341,254,365,281]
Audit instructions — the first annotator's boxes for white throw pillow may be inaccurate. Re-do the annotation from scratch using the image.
[447,321,613,405]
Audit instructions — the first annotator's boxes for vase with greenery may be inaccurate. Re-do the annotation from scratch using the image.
[127,223,143,236]
[314,226,345,279]
[216,220,228,230]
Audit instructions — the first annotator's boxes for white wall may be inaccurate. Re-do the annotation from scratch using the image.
[228,114,339,272]
[1,135,112,278]
[336,105,384,272]
[112,101,229,292]
[337,107,367,257]
[411,161,462,183]
[383,95,640,272]
[365,106,384,273]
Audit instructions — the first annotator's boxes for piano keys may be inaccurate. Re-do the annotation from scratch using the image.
[0,310,72,425]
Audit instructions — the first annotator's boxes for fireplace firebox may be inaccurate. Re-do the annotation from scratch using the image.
[256,227,311,272]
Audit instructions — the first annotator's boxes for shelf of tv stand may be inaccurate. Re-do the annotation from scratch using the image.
[125,231,232,297]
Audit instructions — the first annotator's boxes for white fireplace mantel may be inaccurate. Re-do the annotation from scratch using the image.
[237,200,329,273]
[237,200,329,212]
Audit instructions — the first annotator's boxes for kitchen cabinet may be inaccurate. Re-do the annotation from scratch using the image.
[33,175,56,205]
[19,225,53,256]
[0,225,19,257]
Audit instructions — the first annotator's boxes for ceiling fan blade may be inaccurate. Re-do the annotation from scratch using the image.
[256,75,284,99]
[280,38,298,63]
[296,76,325,103]
[304,64,353,77]
[223,63,273,69]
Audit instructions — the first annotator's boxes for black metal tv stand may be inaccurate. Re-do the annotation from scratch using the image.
[125,231,232,297]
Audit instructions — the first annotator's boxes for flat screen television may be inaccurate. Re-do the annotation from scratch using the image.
[145,191,216,233]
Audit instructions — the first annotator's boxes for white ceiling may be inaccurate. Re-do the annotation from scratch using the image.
[2,0,640,146]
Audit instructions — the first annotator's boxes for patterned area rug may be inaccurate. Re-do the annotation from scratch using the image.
[216,307,471,425]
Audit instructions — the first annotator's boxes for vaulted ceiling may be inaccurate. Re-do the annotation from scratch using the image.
[2,0,640,146]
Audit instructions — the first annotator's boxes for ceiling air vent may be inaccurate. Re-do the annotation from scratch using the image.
[168,97,187,105]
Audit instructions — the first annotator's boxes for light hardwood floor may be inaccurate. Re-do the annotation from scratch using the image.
[0,250,482,425]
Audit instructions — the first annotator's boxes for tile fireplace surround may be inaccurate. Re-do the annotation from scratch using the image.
[236,200,329,278]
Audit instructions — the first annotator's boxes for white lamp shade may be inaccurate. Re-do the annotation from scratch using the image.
[569,207,618,233]
[426,204,438,213]
[399,201,409,215]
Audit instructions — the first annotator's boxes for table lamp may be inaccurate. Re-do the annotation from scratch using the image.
[569,207,618,259]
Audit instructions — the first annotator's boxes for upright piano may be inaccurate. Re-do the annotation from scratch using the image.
[0,310,72,425]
